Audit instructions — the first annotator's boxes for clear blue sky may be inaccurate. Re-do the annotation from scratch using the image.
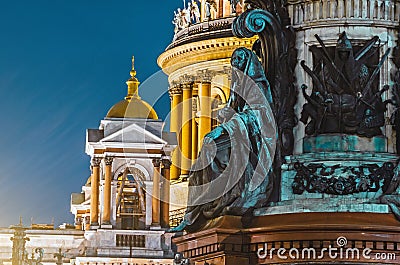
[0,1,181,227]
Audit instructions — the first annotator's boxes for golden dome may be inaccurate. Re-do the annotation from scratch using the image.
[106,56,158,119]
[106,98,158,119]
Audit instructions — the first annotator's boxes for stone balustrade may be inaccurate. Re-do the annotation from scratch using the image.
[169,17,235,49]
[85,229,172,258]
[288,0,400,27]
[116,234,145,248]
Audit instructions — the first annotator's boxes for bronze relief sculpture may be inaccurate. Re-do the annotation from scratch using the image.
[300,32,391,137]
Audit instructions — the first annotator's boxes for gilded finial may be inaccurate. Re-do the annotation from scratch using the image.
[126,55,140,100]
[130,56,137,78]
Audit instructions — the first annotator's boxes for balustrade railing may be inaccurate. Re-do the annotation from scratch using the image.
[288,0,399,26]
[116,234,145,248]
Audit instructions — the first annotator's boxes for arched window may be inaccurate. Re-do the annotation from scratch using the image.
[115,168,146,230]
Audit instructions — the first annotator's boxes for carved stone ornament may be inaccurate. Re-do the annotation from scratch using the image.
[180,74,195,86]
[104,157,113,166]
[292,161,397,195]
[91,157,102,167]
[152,158,161,168]
[196,69,214,83]
[169,84,183,95]
[222,66,232,81]
[162,159,172,169]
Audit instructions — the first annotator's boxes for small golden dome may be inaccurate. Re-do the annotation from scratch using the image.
[106,98,158,119]
[106,56,158,119]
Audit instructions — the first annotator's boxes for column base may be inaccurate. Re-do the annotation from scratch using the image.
[150,224,161,230]
[179,174,189,181]
[100,224,113,229]
[90,223,99,230]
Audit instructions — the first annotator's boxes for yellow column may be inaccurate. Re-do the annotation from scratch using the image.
[169,85,182,180]
[161,159,171,228]
[90,157,101,228]
[102,157,113,226]
[192,92,198,161]
[198,78,212,149]
[152,159,161,226]
[181,82,193,175]
[224,66,232,98]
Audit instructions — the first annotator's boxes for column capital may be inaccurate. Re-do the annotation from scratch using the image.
[152,158,161,167]
[196,69,215,83]
[182,83,193,90]
[75,216,82,225]
[179,74,196,86]
[222,66,232,81]
[91,157,102,167]
[169,83,183,95]
[162,159,172,169]
[104,156,114,166]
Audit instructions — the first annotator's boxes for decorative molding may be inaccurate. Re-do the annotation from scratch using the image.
[157,36,258,75]
[196,69,215,83]
[180,74,195,87]
[292,162,397,195]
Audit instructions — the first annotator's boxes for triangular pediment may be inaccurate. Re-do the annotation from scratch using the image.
[100,123,167,145]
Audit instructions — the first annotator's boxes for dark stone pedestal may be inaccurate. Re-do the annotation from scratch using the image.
[172,213,400,264]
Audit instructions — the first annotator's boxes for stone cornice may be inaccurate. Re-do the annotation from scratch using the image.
[158,36,258,75]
